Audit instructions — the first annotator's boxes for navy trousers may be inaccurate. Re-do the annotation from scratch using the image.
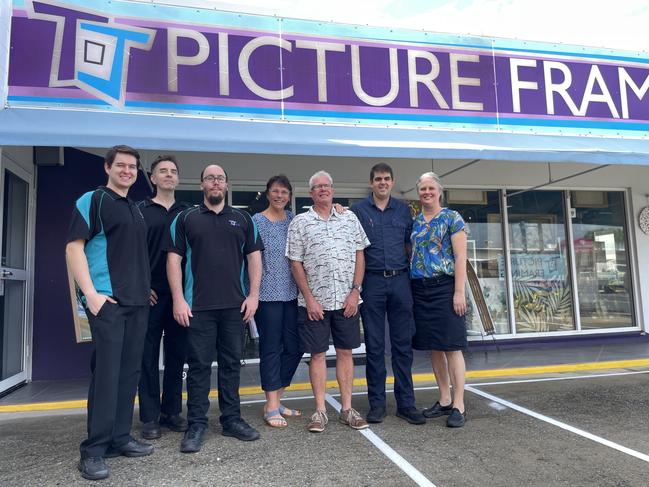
[360,271,416,410]
[185,308,244,426]
[255,299,302,391]
[138,291,188,423]
[81,303,148,459]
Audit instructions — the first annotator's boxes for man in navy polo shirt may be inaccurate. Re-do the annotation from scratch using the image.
[167,164,263,453]
[67,145,153,481]
[351,162,425,425]
[137,155,190,440]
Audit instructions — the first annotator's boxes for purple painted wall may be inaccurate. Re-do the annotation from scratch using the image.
[32,147,150,380]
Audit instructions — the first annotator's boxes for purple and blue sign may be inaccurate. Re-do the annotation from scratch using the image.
[7,0,649,134]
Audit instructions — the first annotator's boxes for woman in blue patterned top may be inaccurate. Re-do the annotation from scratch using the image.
[253,175,303,428]
[410,172,468,428]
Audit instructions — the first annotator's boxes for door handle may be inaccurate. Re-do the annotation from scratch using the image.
[1,270,13,278]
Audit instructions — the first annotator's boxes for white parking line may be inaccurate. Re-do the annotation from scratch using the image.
[466,369,649,387]
[324,394,437,487]
[465,385,649,464]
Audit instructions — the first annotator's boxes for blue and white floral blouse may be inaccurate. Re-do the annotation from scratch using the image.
[410,208,465,279]
[253,210,299,302]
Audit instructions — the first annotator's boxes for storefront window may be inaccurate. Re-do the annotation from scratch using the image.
[571,191,634,329]
[507,190,574,333]
[448,190,510,335]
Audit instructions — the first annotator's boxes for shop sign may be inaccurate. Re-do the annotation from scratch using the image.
[7,0,649,135]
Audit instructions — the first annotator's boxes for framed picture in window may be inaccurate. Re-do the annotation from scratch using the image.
[66,260,92,343]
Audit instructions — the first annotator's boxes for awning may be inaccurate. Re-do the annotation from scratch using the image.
[1,107,648,165]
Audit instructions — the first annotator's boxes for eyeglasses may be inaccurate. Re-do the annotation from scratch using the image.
[202,175,226,184]
[269,189,291,196]
[311,183,332,191]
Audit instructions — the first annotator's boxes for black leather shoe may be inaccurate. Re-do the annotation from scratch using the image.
[105,439,154,458]
[180,424,207,453]
[422,401,454,418]
[446,408,466,428]
[396,407,426,425]
[160,413,188,432]
[78,457,109,480]
[366,406,387,423]
[141,421,161,440]
[222,418,260,441]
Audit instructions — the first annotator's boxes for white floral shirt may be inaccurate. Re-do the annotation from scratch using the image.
[286,206,370,310]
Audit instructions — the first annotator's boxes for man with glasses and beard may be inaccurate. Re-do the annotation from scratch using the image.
[167,164,263,453]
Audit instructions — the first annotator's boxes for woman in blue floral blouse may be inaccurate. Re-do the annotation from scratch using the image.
[253,175,303,428]
[410,172,468,428]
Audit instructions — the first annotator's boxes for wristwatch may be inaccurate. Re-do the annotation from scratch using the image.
[351,283,362,293]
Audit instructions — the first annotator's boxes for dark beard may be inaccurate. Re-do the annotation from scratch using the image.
[207,193,224,205]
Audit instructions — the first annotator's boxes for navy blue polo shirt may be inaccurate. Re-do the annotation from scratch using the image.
[136,198,190,293]
[67,186,150,306]
[351,195,412,271]
[168,204,264,311]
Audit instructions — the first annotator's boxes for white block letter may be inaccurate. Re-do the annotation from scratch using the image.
[619,67,649,119]
[167,28,210,92]
[407,50,449,109]
[510,58,538,113]
[579,65,620,118]
[449,53,483,111]
[239,36,294,100]
[295,40,345,102]
[218,32,229,96]
[543,61,580,116]
[351,45,399,106]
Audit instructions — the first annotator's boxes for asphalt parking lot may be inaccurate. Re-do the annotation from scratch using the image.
[2,368,649,486]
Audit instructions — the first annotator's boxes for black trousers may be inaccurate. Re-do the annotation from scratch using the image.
[186,308,245,427]
[138,291,188,423]
[80,303,148,459]
[360,271,416,410]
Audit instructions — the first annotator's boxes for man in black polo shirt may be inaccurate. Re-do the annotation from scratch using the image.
[351,162,425,425]
[66,145,153,481]
[137,155,190,440]
[167,164,263,453]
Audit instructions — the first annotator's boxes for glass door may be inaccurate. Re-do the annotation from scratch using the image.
[506,190,574,333]
[0,157,32,394]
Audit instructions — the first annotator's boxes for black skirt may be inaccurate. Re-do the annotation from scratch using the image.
[411,275,467,351]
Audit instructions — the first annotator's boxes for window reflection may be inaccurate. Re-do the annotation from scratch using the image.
[448,190,510,335]
[507,190,574,333]
[571,191,633,329]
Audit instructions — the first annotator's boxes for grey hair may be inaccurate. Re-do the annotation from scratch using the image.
[309,170,333,189]
[416,171,444,203]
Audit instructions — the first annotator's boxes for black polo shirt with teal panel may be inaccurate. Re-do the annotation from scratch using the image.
[136,199,190,293]
[67,186,150,306]
[168,204,264,311]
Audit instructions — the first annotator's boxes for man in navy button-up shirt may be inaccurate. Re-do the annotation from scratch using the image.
[351,163,425,425]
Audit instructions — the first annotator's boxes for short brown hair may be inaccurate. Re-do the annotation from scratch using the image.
[105,145,140,168]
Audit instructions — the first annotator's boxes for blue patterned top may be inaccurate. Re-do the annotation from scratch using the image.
[253,210,299,302]
[410,208,465,278]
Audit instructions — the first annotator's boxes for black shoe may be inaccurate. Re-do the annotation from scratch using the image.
[422,401,454,418]
[141,421,161,440]
[366,406,387,423]
[446,408,466,428]
[180,424,207,453]
[78,457,109,480]
[105,439,154,458]
[396,407,426,425]
[160,413,188,432]
[222,418,260,441]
